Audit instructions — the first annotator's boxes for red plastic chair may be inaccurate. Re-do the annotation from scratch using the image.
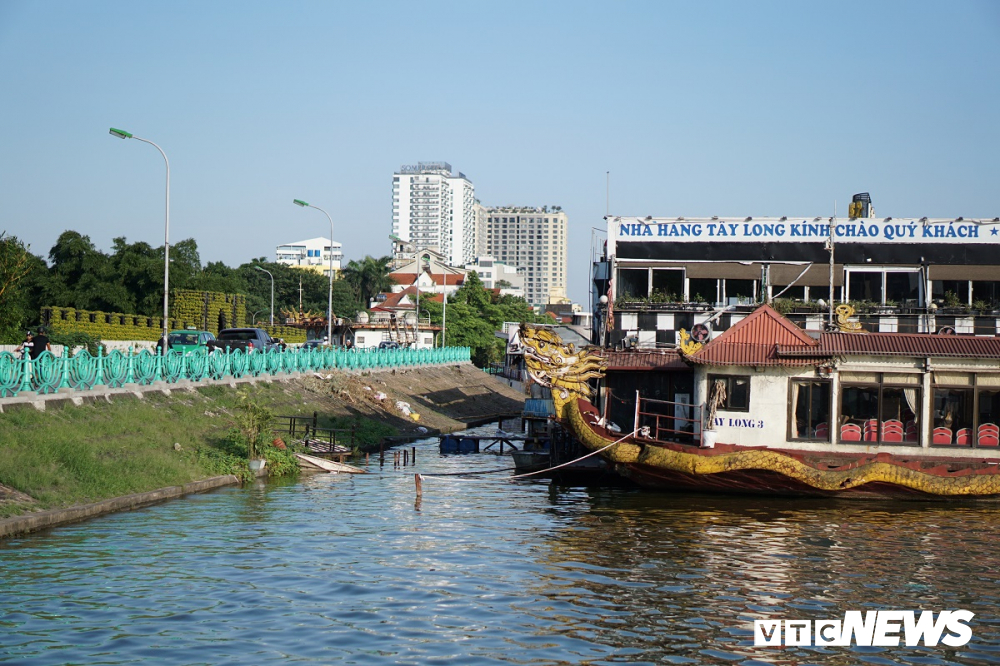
[978,424,999,447]
[882,429,903,443]
[814,422,829,439]
[955,428,972,446]
[933,427,953,445]
[904,425,918,441]
[863,420,880,442]
[979,434,1000,447]
[841,424,862,442]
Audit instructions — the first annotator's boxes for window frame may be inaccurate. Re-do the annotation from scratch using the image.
[838,373,922,446]
[788,378,832,442]
[707,374,751,413]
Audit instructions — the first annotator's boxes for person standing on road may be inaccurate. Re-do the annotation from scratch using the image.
[15,332,33,360]
[29,328,52,359]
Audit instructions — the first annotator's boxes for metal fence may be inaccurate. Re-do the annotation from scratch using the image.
[0,345,472,398]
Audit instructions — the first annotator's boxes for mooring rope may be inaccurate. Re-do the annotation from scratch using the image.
[508,429,638,480]
[417,467,516,478]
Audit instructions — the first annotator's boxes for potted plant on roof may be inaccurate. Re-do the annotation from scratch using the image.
[702,378,727,448]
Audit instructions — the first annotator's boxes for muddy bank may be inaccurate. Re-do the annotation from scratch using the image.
[303,364,525,440]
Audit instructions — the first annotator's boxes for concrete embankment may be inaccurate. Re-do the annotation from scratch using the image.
[0,475,239,539]
[0,363,525,538]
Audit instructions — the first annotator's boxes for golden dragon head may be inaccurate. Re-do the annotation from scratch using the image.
[519,324,607,415]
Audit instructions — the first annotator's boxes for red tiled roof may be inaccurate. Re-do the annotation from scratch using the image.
[597,349,687,371]
[775,332,1000,359]
[389,272,465,286]
[688,304,821,367]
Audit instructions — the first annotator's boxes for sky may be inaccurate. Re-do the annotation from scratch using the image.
[2,1,999,306]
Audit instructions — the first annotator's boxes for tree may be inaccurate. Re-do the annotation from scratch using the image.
[426,270,551,367]
[0,233,36,342]
[342,255,393,309]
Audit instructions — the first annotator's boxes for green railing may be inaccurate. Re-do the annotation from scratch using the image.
[0,346,472,398]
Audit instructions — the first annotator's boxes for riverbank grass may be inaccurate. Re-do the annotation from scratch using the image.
[0,382,394,519]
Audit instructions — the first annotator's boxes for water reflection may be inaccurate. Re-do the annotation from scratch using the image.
[1,438,999,665]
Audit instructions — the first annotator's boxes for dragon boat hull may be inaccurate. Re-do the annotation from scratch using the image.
[569,397,1000,500]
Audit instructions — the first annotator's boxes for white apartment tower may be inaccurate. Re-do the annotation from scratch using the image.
[485,207,569,308]
[391,162,477,267]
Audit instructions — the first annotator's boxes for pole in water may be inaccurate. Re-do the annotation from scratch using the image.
[411,446,416,464]
[414,473,423,497]
[403,449,408,466]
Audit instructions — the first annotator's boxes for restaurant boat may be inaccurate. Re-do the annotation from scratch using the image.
[519,306,1000,499]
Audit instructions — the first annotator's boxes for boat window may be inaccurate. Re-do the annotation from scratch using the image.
[617,268,649,299]
[977,390,1000,447]
[931,388,974,447]
[972,281,1000,310]
[651,269,683,302]
[688,278,718,305]
[931,280,970,306]
[790,380,830,441]
[708,374,750,412]
[724,279,756,305]
[845,268,922,306]
[839,375,921,446]
[848,271,883,304]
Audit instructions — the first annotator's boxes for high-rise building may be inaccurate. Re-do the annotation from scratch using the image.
[485,206,568,308]
[391,162,476,267]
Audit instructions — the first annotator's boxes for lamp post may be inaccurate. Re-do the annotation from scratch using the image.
[109,127,170,352]
[254,266,274,325]
[441,270,447,347]
[293,199,334,344]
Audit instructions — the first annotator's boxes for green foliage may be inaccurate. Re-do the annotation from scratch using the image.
[342,255,393,308]
[233,391,275,459]
[0,232,36,343]
[49,330,101,356]
[420,271,551,368]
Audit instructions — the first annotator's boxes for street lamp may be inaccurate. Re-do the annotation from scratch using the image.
[293,199,334,344]
[254,265,274,326]
[109,127,170,352]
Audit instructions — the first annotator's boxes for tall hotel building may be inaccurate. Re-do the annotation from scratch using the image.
[485,207,568,308]
[391,162,477,267]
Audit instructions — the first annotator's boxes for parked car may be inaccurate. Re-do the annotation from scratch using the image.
[378,341,401,350]
[301,340,328,351]
[206,328,280,354]
[157,329,215,355]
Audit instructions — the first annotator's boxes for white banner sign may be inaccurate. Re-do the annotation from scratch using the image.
[611,217,1000,245]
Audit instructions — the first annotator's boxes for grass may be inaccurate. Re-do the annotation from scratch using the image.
[0,382,398,519]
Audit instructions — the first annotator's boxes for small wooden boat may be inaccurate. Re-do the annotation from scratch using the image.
[295,452,367,474]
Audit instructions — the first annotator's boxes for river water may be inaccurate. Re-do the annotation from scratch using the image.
[3,432,1000,665]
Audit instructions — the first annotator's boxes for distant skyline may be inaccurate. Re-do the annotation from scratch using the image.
[2,1,998,305]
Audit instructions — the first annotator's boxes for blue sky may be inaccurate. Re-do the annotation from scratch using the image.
[2,1,998,305]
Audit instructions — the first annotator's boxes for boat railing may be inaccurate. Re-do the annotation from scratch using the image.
[634,395,702,446]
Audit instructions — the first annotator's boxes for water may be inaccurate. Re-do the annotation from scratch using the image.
[3,431,1000,665]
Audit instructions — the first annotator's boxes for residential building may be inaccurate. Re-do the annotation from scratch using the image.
[485,206,568,308]
[464,255,526,299]
[387,248,466,298]
[275,237,343,278]
[391,162,477,267]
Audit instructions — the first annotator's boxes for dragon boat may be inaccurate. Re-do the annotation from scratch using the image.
[519,305,1000,499]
